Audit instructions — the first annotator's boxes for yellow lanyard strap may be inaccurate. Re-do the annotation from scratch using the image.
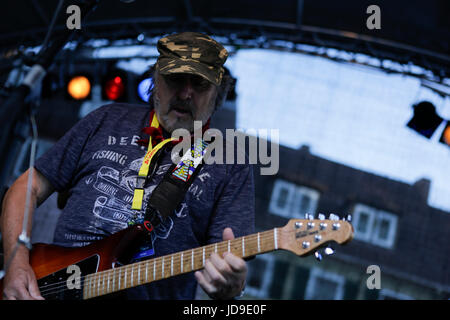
[131,114,175,210]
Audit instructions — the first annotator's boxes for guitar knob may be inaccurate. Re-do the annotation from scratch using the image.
[314,251,323,261]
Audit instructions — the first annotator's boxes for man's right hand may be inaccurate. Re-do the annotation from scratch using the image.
[0,168,54,300]
[2,260,44,300]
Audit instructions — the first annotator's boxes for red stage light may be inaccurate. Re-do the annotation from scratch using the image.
[104,76,125,101]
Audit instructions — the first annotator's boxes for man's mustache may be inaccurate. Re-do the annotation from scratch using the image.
[169,99,194,114]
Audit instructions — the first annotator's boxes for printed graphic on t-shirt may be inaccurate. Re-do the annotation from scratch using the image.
[85,155,175,225]
[82,149,202,257]
[57,130,211,252]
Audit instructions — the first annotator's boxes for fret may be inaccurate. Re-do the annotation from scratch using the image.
[257,232,261,252]
[84,275,89,299]
[107,271,110,293]
[103,272,106,295]
[86,274,91,299]
[79,228,289,299]
[97,274,100,297]
[274,228,278,250]
[82,276,87,299]
[130,266,134,287]
[181,252,184,273]
[112,269,116,293]
[91,274,94,298]
[83,276,88,299]
[138,263,141,284]
[118,268,121,290]
[86,275,89,299]
[99,273,102,296]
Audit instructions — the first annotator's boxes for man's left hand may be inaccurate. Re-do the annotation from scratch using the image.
[195,227,247,300]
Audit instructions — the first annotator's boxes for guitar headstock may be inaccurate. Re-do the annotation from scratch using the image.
[278,214,354,258]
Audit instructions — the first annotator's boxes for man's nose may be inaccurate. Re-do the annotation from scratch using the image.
[178,79,195,100]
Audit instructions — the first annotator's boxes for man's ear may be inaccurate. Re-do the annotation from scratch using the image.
[214,80,231,110]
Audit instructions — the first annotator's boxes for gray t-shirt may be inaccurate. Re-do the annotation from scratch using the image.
[34,103,255,299]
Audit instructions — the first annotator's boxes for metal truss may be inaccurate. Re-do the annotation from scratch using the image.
[1,15,449,91]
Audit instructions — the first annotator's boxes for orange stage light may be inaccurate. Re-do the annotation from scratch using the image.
[67,75,91,100]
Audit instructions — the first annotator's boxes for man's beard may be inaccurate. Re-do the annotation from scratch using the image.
[153,91,216,134]
[154,96,195,133]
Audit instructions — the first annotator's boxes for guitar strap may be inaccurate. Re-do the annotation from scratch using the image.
[142,137,209,231]
[127,138,209,262]
[129,111,209,232]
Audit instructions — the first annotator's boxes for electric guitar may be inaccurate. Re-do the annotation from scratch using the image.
[0,217,353,300]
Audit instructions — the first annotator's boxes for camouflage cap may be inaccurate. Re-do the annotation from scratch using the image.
[155,32,228,86]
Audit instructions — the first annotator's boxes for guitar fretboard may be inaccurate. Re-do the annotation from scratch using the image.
[82,228,279,299]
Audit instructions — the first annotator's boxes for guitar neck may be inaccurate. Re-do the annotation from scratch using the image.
[83,228,279,299]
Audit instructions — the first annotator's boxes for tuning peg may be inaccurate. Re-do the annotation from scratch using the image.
[329,213,339,221]
[314,251,323,261]
[324,246,335,256]
[346,214,352,222]
[318,213,325,220]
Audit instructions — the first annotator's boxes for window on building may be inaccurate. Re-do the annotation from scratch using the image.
[289,265,310,299]
[269,179,320,218]
[379,289,413,300]
[353,204,398,249]
[245,254,275,299]
[305,268,345,300]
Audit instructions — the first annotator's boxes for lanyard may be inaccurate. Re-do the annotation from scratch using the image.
[131,113,210,213]
[131,113,176,210]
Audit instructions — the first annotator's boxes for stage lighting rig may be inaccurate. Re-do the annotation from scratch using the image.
[102,70,127,101]
[406,101,443,139]
[137,76,153,103]
[439,122,450,147]
[67,75,92,100]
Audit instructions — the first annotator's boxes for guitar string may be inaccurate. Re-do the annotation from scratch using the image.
[37,231,276,296]
[38,234,276,298]
[37,231,278,297]
[39,222,340,298]
[39,222,339,297]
